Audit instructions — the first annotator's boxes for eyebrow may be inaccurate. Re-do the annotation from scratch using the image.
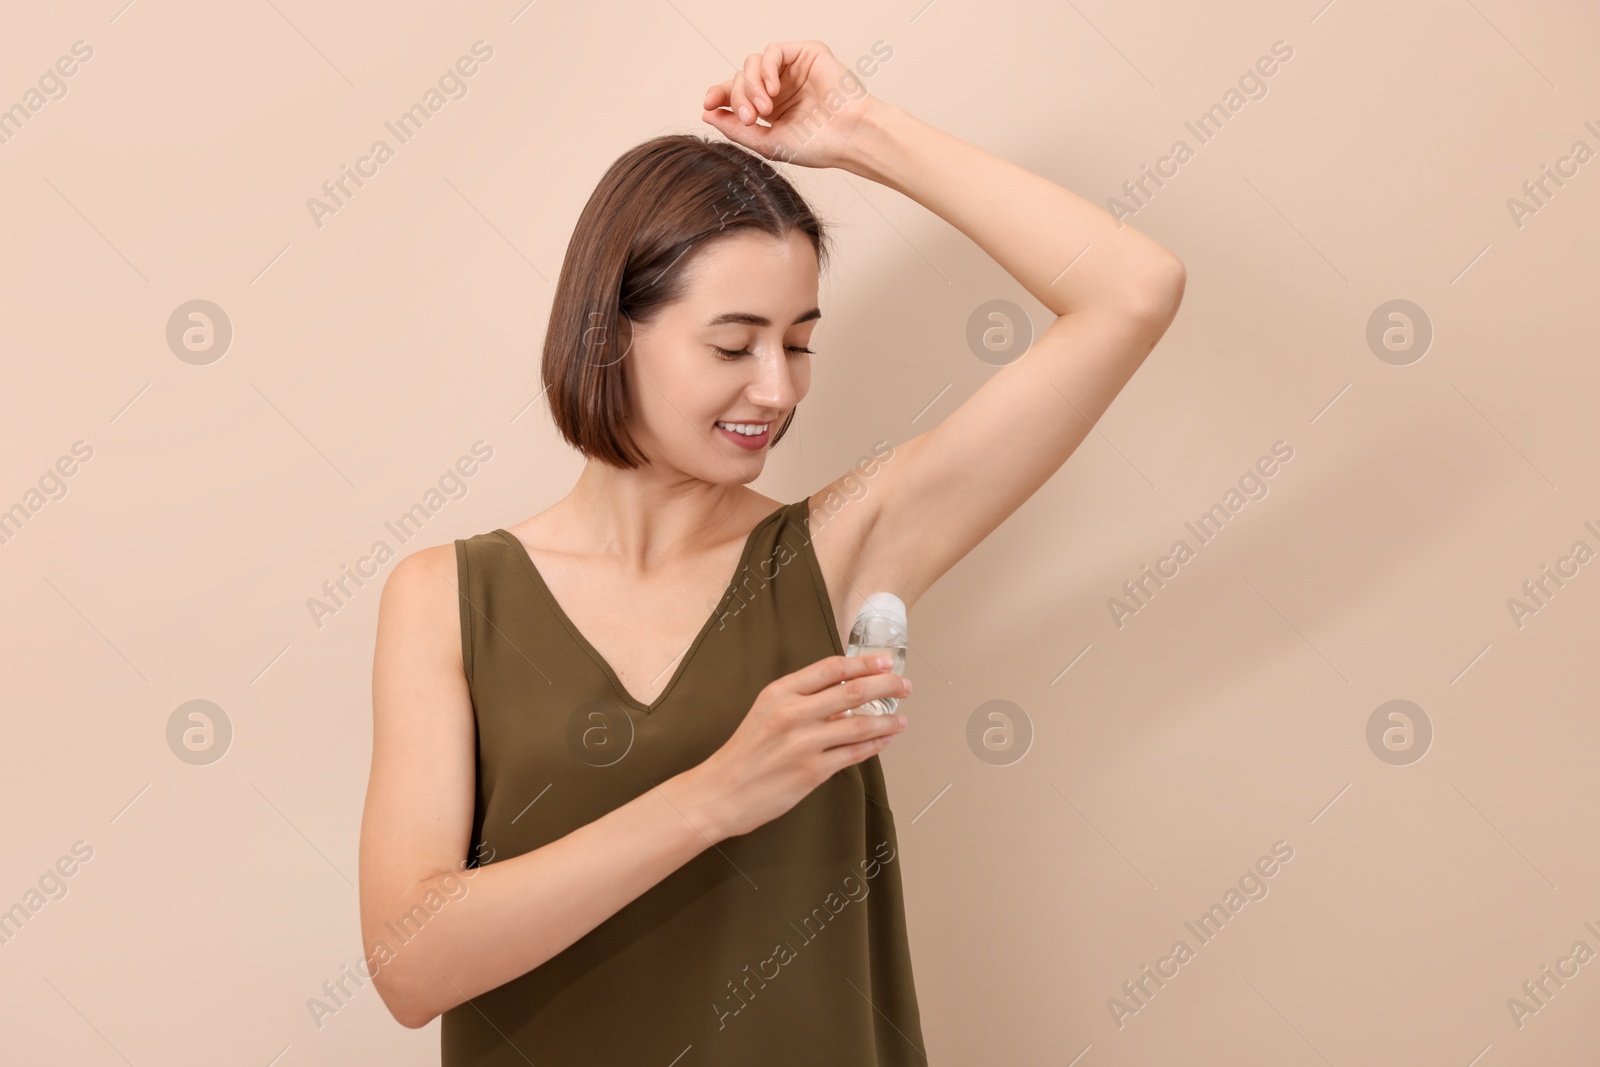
[705,308,822,328]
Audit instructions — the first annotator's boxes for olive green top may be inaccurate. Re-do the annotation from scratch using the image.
[442,498,926,1065]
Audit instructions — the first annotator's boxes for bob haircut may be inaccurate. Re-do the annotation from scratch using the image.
[541,134,830,469]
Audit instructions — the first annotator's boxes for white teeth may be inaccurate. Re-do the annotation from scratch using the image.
[716,421,769,436]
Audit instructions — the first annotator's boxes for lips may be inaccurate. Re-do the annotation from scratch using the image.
[714,421,770,451]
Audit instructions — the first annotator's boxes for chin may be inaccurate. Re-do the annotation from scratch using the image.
[708,460,764,486]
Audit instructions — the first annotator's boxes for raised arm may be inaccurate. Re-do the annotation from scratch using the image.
[844,100,1185,605]
[705,42,1186,608]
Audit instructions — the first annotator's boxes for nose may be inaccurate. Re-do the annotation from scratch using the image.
[746,344,800,414]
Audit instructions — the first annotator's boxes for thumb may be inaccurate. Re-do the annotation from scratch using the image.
[702,108,781,157]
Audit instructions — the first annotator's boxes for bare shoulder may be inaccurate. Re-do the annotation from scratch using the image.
[375,542,463,672]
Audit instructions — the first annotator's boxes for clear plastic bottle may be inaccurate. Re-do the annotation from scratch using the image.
[844,592,909,716]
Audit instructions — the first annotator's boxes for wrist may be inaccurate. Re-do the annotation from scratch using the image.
[840,98,914,190]
[661,764,730,847]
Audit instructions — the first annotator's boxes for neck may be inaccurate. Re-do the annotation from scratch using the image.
[557,462,755,570]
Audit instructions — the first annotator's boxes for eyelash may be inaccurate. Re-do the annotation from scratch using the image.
[713,346,816,359]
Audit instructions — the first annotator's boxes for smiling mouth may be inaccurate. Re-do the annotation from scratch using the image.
[714,420,772,449]
[714,420,772,436]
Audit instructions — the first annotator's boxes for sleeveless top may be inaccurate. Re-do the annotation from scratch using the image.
[442,497,926,1065]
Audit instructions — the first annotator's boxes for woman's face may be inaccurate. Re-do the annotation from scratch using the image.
[620,228,820,484]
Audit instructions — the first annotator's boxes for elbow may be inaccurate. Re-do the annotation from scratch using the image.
[371,962,441,1030]
[1126,253,1186,328]
[394,1004,438,1032]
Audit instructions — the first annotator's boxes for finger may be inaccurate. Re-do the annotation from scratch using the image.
[786,654,897,698]
[820,722,902,773]
[703,81,731,110]
[742,53,769,116]
[702,106,752,144]
[826,703,902,722]
[702,106,776,153]
[808,669,911,720]
[771,41,814,86]
[760,42,784,97]
[820,710,905,750]
[826,689,914,722]
[728,68,755,125]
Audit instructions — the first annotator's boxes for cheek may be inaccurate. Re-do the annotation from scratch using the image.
[635,353,729,432]
[622,347,677,407]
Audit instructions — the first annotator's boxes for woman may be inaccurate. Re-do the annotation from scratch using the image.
[359,39,1184,1064]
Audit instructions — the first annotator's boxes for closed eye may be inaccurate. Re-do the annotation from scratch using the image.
[713,346,816,359]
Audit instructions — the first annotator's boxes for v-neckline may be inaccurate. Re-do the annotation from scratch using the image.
[494,500,791,715]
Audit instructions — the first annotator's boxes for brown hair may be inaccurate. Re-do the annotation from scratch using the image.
[541,134,830,469]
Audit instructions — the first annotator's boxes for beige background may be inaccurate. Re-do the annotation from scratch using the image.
[2,0,1597,1063]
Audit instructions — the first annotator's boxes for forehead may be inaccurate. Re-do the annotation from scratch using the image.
[678,230,819,305]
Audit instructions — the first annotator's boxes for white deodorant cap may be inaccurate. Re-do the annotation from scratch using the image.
[859,591,907,631]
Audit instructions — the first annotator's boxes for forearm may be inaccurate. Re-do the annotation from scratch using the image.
[373,766,726,1028]
[845,100,1182,319]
